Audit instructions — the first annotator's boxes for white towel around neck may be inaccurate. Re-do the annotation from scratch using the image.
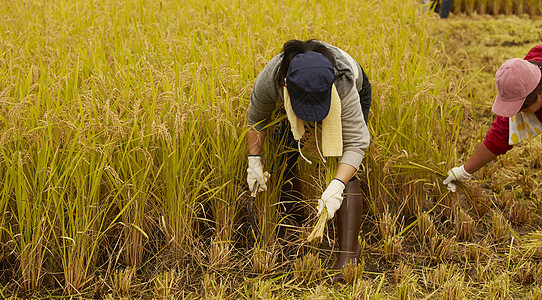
[283,84,343,157]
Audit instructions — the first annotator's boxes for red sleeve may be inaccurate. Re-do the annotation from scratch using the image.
[483,115,513,155]
[525,45,542,62]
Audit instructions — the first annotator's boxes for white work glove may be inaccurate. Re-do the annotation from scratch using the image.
[247,156,268,192]
[442,165,473,193]
[317,179,345,220]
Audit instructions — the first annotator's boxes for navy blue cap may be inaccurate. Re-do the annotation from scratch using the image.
[286,51,335,122]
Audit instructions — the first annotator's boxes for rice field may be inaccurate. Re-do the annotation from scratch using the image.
[1,0,542,298]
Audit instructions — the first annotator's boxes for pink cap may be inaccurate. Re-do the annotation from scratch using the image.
[492,58,541,117]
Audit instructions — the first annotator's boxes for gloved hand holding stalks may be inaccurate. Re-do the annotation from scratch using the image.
[307,178,346,243]
[442,164,473,193]
[317,179,345,220]
[247,155,268,192]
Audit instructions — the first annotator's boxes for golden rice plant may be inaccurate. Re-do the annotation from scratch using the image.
[393,262,413,284]
[343,259,365,285]
[503,0,514,14]
[491,210,510,243]
[383,236,403,262]
[202,273,226,300]
[107,137,153,268]
[487,273,510,299]
[307,208,328,244]
[492,0,501,14]
[352,279,373,300]
[154,106,211,259]
[477,0,489,14]
[454,208,475,242]
[203,111,247,269]
[253,246,277,275]
[439,273,467,300]
[0,161,9,267]
[379,212,397,240]
[1,135,54,291]
[417,213,437,244]
[528,287,542,300]
[153,269,179,299]
[293,253,323,285]
[380,212,402,261]
[496,190,515,212]
[475,258,497,282]
[243,121,290,273]
[514,0,525,14]
[464,240,490,263]
[307,157,339,244]
[395,274,419,300]
[431,263,458,289]
[363,0,467,220]
[508,201,530,225]
[53,143,111,294]
[514,261,542,285]
[112,267,136,298]
[465,0,476,14]
[429,263,467,299]
[249,280,280,300]
[466,185,491,218]
[209,237,233,271]
[524,230,542,258]
[430,235,455,264]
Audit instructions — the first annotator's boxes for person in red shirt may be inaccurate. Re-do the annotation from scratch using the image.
[444,45,542,191]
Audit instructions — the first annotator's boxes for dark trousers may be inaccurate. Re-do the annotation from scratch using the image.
[432,0,451,18]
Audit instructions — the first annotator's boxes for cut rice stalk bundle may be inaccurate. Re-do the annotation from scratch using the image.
[307,206,328,243]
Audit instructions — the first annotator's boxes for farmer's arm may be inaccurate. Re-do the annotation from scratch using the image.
[246,55,282,155]
[335,163,357,183]
[463,143,498,174]
[444,116,508,191]
[462,115,511,174]
[335,76,370,177]
[248,129,266,155]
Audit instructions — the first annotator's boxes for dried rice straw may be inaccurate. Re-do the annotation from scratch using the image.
[307,206,328,243]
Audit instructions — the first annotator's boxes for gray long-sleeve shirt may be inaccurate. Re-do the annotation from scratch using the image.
[247,42,371,169]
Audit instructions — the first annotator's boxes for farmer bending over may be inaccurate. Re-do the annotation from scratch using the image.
[444,45,542,191]
[246,39,371,283]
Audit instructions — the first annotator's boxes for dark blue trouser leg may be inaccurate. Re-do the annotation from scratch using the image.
[440,0,451,18]
[275,113,304,225]
[359,66,371,125]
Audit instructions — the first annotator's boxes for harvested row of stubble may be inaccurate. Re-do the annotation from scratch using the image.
[0,0,471,297]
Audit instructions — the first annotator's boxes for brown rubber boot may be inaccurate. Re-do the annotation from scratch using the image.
[330,177,364,284]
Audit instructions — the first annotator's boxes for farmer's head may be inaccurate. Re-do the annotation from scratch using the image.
[277,40,336,122]
[492,58,542,117]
